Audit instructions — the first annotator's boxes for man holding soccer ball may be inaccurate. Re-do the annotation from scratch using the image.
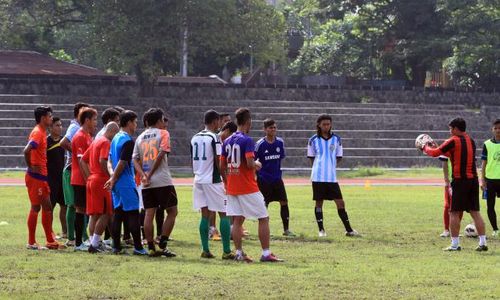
[418,118,488,251]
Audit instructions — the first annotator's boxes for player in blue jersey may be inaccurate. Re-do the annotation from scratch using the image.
[104,110,147,255]
[307,114,359,237]
[255,119,295,237]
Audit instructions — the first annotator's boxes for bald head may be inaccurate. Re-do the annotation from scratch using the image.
[104,121,119,140]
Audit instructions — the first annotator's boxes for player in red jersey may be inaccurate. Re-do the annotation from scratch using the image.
[72,107,98,251]
[23,106,62,250]
[423,118,488,251]
[81,122,119,253]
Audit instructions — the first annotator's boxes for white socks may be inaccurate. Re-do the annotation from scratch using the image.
[262,249,271,257]
[479,235,487,246]
[451,237,460,248]
[91,234,101,247]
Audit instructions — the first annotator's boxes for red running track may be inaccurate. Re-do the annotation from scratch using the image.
[0,177,444,187]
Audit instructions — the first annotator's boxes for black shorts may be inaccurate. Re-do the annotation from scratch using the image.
[142,186,178,209]
[312,182,343,201]
[451,178,479,212]
[257,178,288,204]
[485,178,500,199]
[72,184,87,208]
[49,180,65,207]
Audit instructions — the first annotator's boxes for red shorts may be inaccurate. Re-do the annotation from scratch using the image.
[25,174,50,205]
[86,175,112,216]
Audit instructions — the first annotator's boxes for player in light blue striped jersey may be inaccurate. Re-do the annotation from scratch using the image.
[307,114,359,237]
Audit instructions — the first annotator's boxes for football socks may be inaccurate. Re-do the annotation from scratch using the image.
[27,210,38,245]
[199,217,210,253]
[280,205,290,232]
[41,210,55,243]
[75,212,85,246]
[315,207,324,231]
[219,216,231,254]
[337,209,353,233]
[66,205,76,241]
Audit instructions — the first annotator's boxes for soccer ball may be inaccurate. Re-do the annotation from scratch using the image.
[464,223,478,238]
[415,134,434,150]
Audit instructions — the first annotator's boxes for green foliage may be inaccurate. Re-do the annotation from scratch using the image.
[0,186,499,298]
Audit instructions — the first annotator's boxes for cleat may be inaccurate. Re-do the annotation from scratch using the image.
[345,230,360,237]
[83,240,91,247]
[211,232,222,241]
[88,244,105,254]
[260,253,284,262]
[26,243,47,250]
[440,230,450,238]
[201,251,215,259]
[235,252,253,263]
[283,230,296,237]
[222,251,236,260]
[161,248,177,257]
[112,248,127,255]
[46,241,66,250]
[492,230,498,237]
[103,239,112,246]
[133,248,148,256]
[74,243,89,252]
[65,240,75,247]
[443,245,461,251]
[475,245,488,252]
[318,230,327,237]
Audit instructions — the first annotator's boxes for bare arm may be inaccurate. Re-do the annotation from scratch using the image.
[99,158,109,176]
[60,137,71,151]
[79,158,90,181]
[133,157,149,187]
[309,157,315,166]
[442,161,450,186]
[480,160,487,190]
[107,160,114,177]
[146,151,166,180]
[104,160,127,190]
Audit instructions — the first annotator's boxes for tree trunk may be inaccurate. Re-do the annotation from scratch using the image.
[135,64,156,97]
[180,24,188,77]
[410,64,427,87]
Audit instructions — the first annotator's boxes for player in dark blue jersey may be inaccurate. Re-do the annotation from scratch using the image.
[255,119,295,237]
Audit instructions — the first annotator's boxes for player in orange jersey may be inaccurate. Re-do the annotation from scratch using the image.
[23,106,62,250]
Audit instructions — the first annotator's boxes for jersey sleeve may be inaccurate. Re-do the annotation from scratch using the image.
[336,136,343,157]
[160,130,171,153]
[254,139,263,161]
[29,130,43,149]
[280,139,286,159]
[214,135,222,156]
[132,137,140,160]
[307,137,316,158]
[481,143,488,160]
[438,155,448,162]
[64,123,78,141]
[120,140,135,161]
[424,138,454,157]
[99,141,110,160]
[244,137,255,159]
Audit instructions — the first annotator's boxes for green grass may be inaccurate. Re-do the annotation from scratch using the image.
[0,167,446,180]
[0,186,498,299]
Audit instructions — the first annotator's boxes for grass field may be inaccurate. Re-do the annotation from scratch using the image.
[0,185,498,299]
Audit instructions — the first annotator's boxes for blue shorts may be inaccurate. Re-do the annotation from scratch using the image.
[112,187,139,211]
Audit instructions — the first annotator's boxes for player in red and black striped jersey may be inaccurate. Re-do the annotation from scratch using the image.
[423,118,488,251]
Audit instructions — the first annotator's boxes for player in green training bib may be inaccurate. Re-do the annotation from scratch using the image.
[480,119,500,237]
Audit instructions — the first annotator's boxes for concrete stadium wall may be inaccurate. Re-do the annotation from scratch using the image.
[0,76,499,107]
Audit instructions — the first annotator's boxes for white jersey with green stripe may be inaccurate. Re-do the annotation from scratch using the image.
[191,129,222,184]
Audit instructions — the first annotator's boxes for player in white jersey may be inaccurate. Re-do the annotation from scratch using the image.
[307,114,359,237]
[191,110,234,259]
[133,108,177,257]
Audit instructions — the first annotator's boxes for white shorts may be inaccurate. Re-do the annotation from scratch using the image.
[193,183,227,213]
[227,192,269,220]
